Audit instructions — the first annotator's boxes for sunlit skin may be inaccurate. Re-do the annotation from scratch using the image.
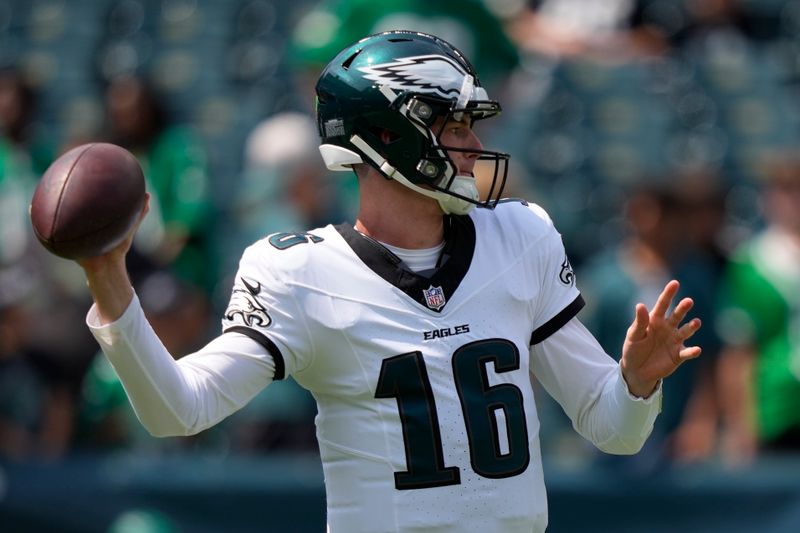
[354,115,480,249]
[78,114,701,398]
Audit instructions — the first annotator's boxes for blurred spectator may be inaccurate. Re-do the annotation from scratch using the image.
[508,0,781,62]
[0,67,54,177]
[580,178,722,467]
[580,183,680,463]
[634,0,779,54]
[0,137,34,269]
[218,110,352,298]
[0,270,46,460]
[101,75,215,294]
[508,0,671,62]
[236,111,352,242]
[289,0,519,95]
[666,172,728,463]
[1,67,91,462]
[0,264,80,461]
[0,68,47,269]
[716,152,800,463]
[509,0,776,62]
[77,270,213,453]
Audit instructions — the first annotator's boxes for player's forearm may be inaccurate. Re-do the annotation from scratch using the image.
[86,295,277,437]
[580,367,661,455]
[87,294,198,436]
[532,318,661,454]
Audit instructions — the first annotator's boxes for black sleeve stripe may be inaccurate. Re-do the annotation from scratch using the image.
[223,326,286,381]
[530,294,586,346]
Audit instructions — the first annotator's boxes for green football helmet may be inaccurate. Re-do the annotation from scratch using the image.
[315,30,509,215]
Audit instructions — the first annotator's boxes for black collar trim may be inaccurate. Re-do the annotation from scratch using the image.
[335,216,476,313]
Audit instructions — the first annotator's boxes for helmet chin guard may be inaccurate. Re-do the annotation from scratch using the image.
[437,175,480,215]
[316,30,509,214]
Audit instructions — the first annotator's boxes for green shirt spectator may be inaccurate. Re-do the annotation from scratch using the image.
[289,0,519,89]
[0,137,37,266]
[104,76,215,294]
[132,125,214,292]
[717,228,800,444]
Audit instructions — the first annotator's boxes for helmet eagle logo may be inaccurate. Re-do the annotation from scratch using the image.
[358,54,468,99]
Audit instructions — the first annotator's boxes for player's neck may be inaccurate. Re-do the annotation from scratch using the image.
[355,179,445,249]
[355,210,444,249]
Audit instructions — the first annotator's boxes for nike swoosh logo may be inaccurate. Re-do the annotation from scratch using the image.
[241,277,261,295]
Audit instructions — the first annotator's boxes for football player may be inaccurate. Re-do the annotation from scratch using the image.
[79,31,702,532]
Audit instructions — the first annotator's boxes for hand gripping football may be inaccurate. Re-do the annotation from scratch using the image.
[30,142,146,260]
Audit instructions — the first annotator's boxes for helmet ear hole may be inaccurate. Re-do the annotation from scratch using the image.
[372,127,401,146]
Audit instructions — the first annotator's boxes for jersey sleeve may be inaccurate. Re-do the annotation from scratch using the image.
[221,243,314,379]
[526,204,585,345]
[87,294,277,437]
[530,317,661,454]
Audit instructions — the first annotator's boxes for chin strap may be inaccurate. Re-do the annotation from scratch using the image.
[349,134,477,215]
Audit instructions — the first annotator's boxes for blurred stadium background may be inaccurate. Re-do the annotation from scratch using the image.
[2,0,800,531]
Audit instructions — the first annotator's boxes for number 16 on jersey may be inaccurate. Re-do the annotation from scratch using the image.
[375,338,531,490]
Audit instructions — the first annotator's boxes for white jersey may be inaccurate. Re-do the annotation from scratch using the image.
[222,200,583,532]
[88,200,661,533]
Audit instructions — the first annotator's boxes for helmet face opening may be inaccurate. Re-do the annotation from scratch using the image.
[401,93,509,210]
[316,30,510,214]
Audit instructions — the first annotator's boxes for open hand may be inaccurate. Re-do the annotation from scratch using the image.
[620,280,702,397]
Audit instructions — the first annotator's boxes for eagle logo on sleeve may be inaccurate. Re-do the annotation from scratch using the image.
[559,256,575,287]
[225,277,271,328]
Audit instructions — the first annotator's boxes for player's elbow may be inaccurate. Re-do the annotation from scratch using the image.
[145,424,202,438]
[139,415,203,438]
[595,434,649,455]
[142,423,182,438]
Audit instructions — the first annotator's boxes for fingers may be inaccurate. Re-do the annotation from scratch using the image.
[130,193,150,234]
[140,192,151,220]
[627,303,650,342]
[651,279,680,318]
[677,318,703,362]
[679,345,702,361]
[669,297,695,327]
[677,317,702,341]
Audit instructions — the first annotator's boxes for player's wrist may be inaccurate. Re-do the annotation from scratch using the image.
[82,260,134,324]
[620,367,658,399]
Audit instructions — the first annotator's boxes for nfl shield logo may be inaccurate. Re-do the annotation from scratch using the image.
[423,285,446,311]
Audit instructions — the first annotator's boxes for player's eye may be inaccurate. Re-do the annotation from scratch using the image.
[449,124,469,137]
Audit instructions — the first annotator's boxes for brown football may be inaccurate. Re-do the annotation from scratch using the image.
[30,142,146,260]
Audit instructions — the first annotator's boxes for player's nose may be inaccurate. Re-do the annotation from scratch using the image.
[464,128,483,157]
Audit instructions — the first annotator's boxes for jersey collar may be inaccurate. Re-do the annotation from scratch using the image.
[335,215,476,313]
